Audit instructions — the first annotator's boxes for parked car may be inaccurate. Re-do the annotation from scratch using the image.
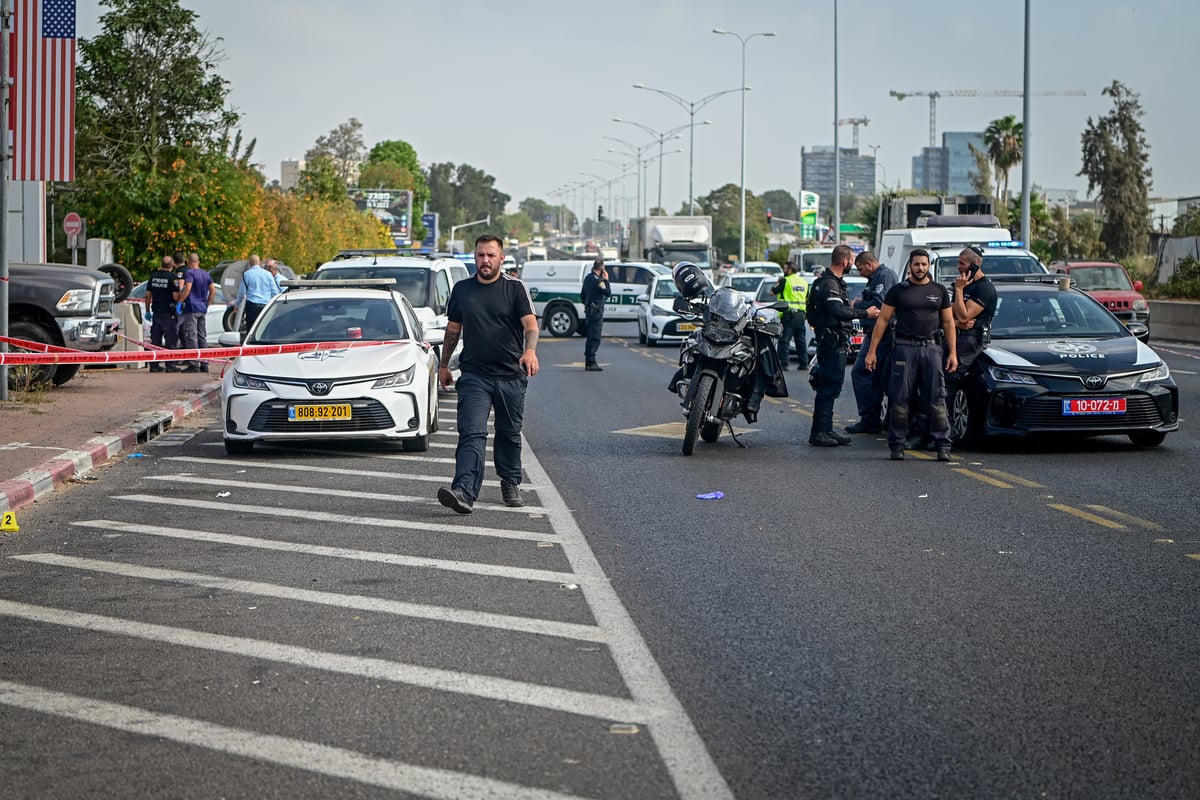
[218,283,440,455]
[636,272,697,346]
[1050,260,1150,338]
[948,276,1176,447]
[739,260,784,276]
[715,272,774,302]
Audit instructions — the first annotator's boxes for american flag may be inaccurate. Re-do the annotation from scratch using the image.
[10,0,76,182]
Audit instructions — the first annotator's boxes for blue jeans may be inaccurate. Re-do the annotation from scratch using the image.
[810,330,848,436]
[453,371,527,502]
[851,330,892,426]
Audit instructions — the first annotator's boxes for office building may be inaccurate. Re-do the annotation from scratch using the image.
[280,159,306,191]
[801,146,877,202]
[910,131,985,194]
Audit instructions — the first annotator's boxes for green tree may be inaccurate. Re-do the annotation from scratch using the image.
[1006,191,1050,242]
[967,142,994,200]
[363,139,428,202]
[1079,81,1153,259]
[1042,207,1104,262]
[357,161,419,193]
[984,115,1024,204]
[519,197,554,232]
[296,155,348,202]
[1171,205,1200,236]
[306,118,365,189]
[849,194,883,248]
[760,189,798,221]
[698,184,768,261]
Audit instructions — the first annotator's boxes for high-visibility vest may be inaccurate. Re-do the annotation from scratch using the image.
[781,273,809,312]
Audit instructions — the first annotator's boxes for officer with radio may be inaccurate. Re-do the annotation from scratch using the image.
[581,258,611,371]
[806,245,857,447]
[947,245,997,402]
[771,261,810,370]
[846,251,898,433]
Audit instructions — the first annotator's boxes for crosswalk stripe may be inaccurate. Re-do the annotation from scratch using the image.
[111,496,554,542]
[0,680,588,800]
[12,554,606,643]
[162,456,509,488]
[71,521,571,584]
[0,600,653,723]
[143,474,546,515]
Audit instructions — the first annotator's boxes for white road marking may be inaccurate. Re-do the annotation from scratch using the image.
[0,680,588,800]
[71,521,570,583]
[0,600,652,723]
[519,446,735,799]
[142,474,546,515]
[12,553,607,643]
[162,456,511,488]
[111,496,553,542]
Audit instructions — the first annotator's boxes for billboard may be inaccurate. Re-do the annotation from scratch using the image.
[349,188,413,246]
[799,191,820,240]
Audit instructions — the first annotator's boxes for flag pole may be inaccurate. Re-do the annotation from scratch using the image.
[1,0,12,401]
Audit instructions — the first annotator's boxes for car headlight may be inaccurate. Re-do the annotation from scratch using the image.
[986,365,1040,385]
[1132,299,1148,311]
[232,371,270,390]
[1138,362,1170,384]
[56,289,95,312]
[373,365,415,388]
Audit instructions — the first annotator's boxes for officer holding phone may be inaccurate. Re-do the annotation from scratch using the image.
[947,245,998,402]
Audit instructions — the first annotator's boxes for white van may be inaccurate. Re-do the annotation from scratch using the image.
[520,260,670,336]
[788,247,834,275]
[877,226,1011,276]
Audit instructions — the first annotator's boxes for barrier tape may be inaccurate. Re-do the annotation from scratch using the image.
[0,336,414,366]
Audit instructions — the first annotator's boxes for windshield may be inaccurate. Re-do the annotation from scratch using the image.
[662,248,711,270]
[708,286,749,323]
[935,254,1046,283]
[729,276,766,292]
[755,281,778,303]
[654,279,682,299]
[249,296,409,344]
[989,289,1129,339]
[1068,266,1134,291]
[312,266,430,308]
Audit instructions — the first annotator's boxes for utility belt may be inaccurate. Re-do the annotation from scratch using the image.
[585,302,603,315]
[816,327,851,348]
[958,326,990,347]
[150,305,177,317]
[895,336,940,347]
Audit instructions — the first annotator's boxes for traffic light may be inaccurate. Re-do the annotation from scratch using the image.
[766,208,773,225]
[597,205,605,222]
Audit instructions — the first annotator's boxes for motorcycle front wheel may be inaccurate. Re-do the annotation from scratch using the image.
[683,373,716,456]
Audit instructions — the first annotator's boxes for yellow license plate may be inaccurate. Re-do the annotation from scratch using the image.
[288,404,352,421]
[677,322,698,332]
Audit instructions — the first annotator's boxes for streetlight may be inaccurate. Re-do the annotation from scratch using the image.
[634,83,743,215]
[604,135,656,219]
[713,28,775,264]
[612,117,698,214]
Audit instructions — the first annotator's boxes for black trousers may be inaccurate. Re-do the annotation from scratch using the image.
[778,311,808,367]
[886,340,950,449]
[584,308,603,363]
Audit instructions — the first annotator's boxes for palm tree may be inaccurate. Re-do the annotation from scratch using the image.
[984,115,1024,205]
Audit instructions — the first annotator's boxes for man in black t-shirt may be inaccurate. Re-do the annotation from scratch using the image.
[144,255,183,372]
[436,234,540,514]
[864,248,958,461]
[946,245,998,402]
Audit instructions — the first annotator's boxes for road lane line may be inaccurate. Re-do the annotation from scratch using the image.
[1187,554,1200,562]
[1047,503,1127,530]
[952,469,1014,488]
[0,600,652,723]
[163,456,511,488]
[13,554,605,643]
[70,521,572,584]
[520,447,734,799]
[1082,505,1164,531]
[0,680,588,800]
[111,496,554,542]
[142,475,546,515]
[980,469,1045,488]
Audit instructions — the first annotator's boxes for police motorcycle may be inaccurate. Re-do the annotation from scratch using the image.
[667,262,790,456]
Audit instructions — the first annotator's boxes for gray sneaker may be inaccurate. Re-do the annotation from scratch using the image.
[437,487,473,514]
[500,480,525,508]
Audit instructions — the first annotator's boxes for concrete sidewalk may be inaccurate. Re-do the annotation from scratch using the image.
[0,365,222,513]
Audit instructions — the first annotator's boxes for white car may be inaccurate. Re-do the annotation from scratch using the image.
[636,272,698,346]
[219,284,440,456]
[716,272,775,302]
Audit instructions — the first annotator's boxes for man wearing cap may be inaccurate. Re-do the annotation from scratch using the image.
[580,259,611,371]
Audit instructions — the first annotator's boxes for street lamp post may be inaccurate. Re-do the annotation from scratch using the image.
[714,28,775,264]
[612,117,697,214]
[634,83,743,215]
[592,158,632,240]
[604,135,655,219]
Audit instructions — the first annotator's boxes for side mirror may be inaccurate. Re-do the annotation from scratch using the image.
[217,331,241,348]
[1133,280,1144,292]
[1126,321,1150,343]
[672,296,692,314]
[636,293,648,304]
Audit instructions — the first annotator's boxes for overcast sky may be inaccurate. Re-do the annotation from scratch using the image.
[80,0,1198,217]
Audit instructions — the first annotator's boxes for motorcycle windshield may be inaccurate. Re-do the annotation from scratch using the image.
[708,286,748,323]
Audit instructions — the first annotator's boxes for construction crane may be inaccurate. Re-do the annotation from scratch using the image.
[836,116,869,150]
[889,89,1086,147]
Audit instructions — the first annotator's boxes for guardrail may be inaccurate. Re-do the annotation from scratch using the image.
[1149,300,1200,345]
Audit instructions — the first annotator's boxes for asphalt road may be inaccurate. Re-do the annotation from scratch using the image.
[1,322,1196,799]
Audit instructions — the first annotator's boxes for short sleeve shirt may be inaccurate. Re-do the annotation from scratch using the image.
[447,274,534,379]
[183,268,213,314]
[147,269,178,311]
[883,280,951,340]
[961,277,998,329]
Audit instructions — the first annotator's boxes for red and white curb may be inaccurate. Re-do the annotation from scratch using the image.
[0,382,221,513]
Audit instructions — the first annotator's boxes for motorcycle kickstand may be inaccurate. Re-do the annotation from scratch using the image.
[726,420,748,448]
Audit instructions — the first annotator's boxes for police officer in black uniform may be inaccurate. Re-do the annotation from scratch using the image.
[946,245,998,403]
[864,248,958,461]
[806,245,857,447]
[846,250,898,433]
[144,254,183,372]
[580,258,611,371]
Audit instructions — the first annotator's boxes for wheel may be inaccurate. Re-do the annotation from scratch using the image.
[544,303,578,337]
[52,364,82,386]
[1128,431,1166,447]
[6,320,58,388]
[638,322,647,344]
[99,264,134,303]
[701,419,721,443]
[948,387,981,446]
[402,434,429,452]
[682,373,716,456]
[224,438,254,455]
[222,305,242,333]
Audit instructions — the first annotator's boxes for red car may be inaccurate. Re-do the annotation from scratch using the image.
[1051,261,1151,340]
